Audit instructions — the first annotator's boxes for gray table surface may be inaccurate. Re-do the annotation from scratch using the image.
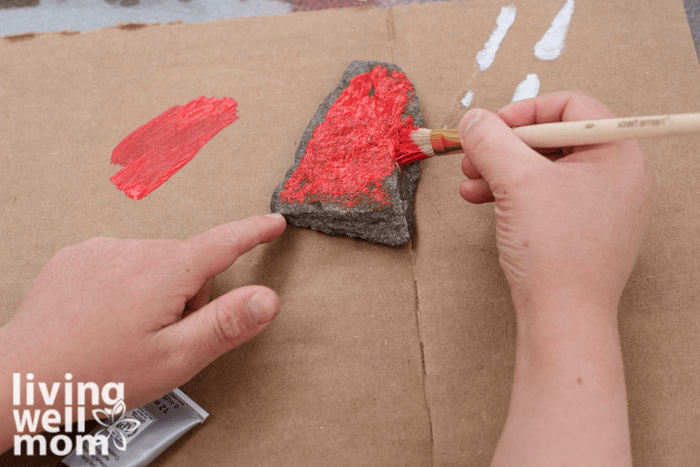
[1,0,699,62]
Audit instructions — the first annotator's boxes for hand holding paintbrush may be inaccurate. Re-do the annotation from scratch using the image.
[396,112,700,166]
[441,92,656,465]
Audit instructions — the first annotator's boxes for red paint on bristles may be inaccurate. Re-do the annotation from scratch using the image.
[396,127,430,166]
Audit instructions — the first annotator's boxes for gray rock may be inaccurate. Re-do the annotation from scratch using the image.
[270,60,422,246]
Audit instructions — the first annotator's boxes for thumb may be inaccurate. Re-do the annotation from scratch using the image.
[165,285,280,373]
[459,109,545,196]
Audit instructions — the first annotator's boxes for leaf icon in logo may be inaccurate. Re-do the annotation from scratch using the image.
[93,399,141,451]
[93,400,125,428]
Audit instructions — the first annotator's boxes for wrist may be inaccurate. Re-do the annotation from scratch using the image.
[0,324,66,454]
[0,326,22,453]
[512,294,623,387]
[514,287,619,325]
[496,294,632,466]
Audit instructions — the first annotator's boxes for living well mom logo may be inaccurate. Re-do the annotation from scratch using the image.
[12,373,140,456]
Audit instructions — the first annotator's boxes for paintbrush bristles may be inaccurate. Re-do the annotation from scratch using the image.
[396,128,463,166]
[396,128,433,166]
[408,128,435,157]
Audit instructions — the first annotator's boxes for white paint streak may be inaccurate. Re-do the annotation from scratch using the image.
[511,74,540,102]
[461,91,474,108]
[534,0,575,61]
[476,5,517,71]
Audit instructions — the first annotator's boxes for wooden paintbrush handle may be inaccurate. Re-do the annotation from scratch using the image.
[513,113,700,148]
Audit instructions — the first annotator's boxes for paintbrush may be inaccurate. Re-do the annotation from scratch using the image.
[395,112,700,166]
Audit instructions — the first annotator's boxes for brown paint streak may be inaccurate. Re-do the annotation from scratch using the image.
[5,31,79,42]
[118,23,149,30]
[280,0,377,12]
[0,0,39,8]
[4,32,35,42]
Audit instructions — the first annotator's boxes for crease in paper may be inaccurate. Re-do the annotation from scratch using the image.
[408,238,435,458]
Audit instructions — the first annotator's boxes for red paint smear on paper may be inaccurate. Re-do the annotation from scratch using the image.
[279,65,417,209]
[110,96,238,200]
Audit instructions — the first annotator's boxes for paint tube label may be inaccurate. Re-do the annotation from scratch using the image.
[61,388,208,467]
[120,406,157,443]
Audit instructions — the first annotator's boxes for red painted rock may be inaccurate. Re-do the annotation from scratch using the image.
[270,61,422,246]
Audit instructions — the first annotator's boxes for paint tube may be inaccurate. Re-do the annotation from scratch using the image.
[58,388,208,467]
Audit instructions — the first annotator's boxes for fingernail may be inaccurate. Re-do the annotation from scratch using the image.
[265,213,285,220]
[248,290,278,325]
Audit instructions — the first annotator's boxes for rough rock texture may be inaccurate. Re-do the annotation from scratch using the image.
[270,60,422,246]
